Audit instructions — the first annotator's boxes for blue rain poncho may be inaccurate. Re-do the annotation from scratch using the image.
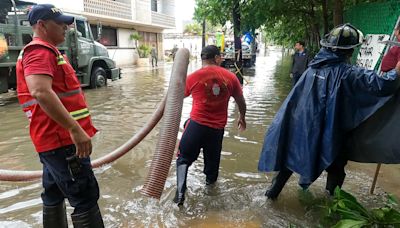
[258,48,400,185]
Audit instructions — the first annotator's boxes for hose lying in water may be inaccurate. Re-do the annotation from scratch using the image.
[0,96,165,182]
[0,50,188,182]
[141,48,190,199]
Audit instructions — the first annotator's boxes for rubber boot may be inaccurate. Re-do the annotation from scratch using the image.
[326,172,346,196]
[43,201,68,228]
[265,168,293,200]
[71,204,104,228]
[173,164,189,206]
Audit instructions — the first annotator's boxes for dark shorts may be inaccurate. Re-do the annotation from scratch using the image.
[39,144,99,214]
[177,119,224,183]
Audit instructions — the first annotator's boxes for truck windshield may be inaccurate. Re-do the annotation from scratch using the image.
[76,20,92,40]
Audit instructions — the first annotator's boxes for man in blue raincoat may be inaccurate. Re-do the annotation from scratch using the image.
[258,23,400,199]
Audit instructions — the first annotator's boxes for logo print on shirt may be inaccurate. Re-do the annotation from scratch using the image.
[212,83,220,96]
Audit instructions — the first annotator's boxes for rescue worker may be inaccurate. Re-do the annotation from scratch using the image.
[381,22,400,72]
[16,4,104,227]
[258,23,400,199]
[173,45,247,206]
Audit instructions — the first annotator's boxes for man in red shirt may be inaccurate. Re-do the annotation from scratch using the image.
[16,4,103,227]
[173,45,247,206]
[381,23,400,72]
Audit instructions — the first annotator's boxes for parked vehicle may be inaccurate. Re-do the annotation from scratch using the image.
[221,42,255,68]
[0,0,120,93]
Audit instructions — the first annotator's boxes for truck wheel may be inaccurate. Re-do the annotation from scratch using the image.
[90,67,107,88]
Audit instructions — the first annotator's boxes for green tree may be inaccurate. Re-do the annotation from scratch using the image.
[183,23,203,35]
[194,0,382,52]
[129,32,142,57]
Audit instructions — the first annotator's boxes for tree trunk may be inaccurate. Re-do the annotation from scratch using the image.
[321,0,329,35]
[232,0,243,84]
[334,0,343,26]
[202,19,206,48]
[309,1,321,50]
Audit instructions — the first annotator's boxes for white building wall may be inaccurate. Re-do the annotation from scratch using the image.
[136,0,152,24]
[107,48,138,66]
[161,0,174,16]
[164,35,202,58]
[30,0,84,13]
[107,28,139,66]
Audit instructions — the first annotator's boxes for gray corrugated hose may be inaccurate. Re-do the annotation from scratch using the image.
[141,48,189,199]
[0,48,189,182]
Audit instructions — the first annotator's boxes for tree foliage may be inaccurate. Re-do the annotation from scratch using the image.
[194,0,383,52]
[183,22,203,35]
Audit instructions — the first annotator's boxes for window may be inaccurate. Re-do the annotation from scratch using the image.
[90,25,117,47]
[151,0,157,12]
[76,20,91,40]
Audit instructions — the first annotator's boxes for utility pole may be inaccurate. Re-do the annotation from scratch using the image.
[232,0,243,84]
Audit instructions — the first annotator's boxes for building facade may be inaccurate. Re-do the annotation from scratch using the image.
[32,0,175,66]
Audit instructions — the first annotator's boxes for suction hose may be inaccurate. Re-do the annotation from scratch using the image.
[141,48,189,199]
[0,96,165,181]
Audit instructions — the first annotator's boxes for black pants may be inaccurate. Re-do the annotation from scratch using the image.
[292,72,302,86]
[151,56,158,67]
[39,145,100,214]
[176,119,224,183]
[325,154,348,180]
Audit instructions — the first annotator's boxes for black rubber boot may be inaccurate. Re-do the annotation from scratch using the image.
[265,168,293,200]
[71,204,104,228]
[43,201,68,228]
[326,172,346,196]
[173,164,189,206]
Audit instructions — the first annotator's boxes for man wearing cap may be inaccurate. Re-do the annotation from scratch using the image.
[258,23,400,200]
[173,45,247,206]
[16,4,104,227]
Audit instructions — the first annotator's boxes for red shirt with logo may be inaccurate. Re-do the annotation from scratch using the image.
[381,38,400,72]
[17,38,97,152]
[185,65,243,129]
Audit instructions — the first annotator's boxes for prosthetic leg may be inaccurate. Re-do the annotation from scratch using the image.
[173,164,189,206]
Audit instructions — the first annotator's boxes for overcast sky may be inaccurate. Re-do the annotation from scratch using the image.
[175,0,195,21]
[173,0,195,32]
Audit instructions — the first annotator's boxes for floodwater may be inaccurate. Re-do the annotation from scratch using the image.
[0,47,399,227]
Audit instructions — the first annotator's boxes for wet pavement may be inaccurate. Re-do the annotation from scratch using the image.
[0,47,399,227]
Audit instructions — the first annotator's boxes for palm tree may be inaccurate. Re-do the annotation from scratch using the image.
[129,31,142,57]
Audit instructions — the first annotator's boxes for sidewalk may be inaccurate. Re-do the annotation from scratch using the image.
[120,61,171,74]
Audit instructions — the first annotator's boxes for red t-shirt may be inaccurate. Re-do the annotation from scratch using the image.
[381,38,400,72]
[185,65,243,129]
[19,39,97,152]
[23,47,57,78]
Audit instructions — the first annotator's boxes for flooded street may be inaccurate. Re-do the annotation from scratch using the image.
[0,48,399,227]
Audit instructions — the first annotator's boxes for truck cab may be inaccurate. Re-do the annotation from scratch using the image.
[0,0,120,93]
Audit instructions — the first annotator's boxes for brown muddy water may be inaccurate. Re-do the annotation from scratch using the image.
[0,47,399,227]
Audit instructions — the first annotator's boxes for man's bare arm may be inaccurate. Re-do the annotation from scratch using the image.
[26,74,92,157]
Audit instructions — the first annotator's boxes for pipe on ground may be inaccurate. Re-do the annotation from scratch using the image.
[141,48,189,199]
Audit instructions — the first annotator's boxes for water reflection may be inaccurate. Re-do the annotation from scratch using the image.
[0,48,397,227]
